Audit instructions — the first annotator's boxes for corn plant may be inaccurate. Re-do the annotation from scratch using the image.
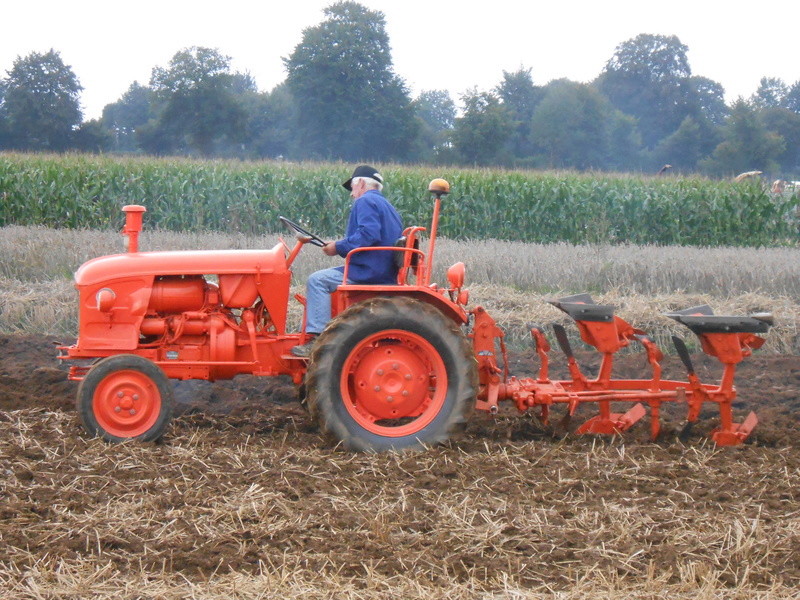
[1,153,798,246]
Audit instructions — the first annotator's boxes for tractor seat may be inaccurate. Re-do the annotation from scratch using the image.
[548,293,615,322]
[394,235,420,268]
[665,305,774,334]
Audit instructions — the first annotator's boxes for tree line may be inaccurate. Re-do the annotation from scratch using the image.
[1,1,799,179]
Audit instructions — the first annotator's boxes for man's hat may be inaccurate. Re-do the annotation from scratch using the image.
[343,165,383,191]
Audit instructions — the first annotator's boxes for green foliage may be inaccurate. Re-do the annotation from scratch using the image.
[284,1,418,161]
[701,99,786,176]
[1,153,797,248]
[597,34,697,149]
[101,82,155,152]
[0,49,82,151]
[530,79,637,170]
[145,47,250,156]
[412,90,456,163]
[452,90,514,165]
[751,77,789,109]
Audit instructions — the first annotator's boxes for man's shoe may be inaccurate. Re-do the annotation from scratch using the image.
[291,335,318,358]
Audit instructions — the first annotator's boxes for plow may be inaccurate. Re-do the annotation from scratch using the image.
[473,294,772,446]
[59,179,773,451]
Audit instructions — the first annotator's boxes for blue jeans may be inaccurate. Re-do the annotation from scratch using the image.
[305,267,352,334]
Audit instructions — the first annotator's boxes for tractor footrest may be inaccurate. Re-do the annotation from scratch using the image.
[576,403,646,435]
[68,365,91,381]
[711,411,758,446]
[281,354,309,362]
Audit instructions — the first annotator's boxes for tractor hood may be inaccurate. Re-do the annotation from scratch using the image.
[75,245,288,287]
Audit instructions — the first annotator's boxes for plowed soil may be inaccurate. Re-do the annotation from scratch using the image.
[1,334,799,598]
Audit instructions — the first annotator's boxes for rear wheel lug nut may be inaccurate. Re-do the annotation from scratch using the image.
[114,406,121,412]
[129,409,136,415]
[387,396,394,402]
[392,363,399,370]
[374,386,381,392]
[132,394,139,401]
[376,369,384,376]
[117,392,124,398]
[404,374,412,380]
[402,390,409,397]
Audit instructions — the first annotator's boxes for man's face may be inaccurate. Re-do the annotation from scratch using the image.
[350,178,366,200]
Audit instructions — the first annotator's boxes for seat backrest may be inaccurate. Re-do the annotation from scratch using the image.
[395,227,425,285]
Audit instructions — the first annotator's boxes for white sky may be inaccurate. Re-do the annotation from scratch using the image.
[3,0,799,120]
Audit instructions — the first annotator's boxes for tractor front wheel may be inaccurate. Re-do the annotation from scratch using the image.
[77,354,174,443]
[305,297,477,452]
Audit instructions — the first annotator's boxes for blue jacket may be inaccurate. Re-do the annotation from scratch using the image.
[334,189,403,284]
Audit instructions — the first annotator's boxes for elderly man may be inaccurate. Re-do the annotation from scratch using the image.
[292,165,403,357]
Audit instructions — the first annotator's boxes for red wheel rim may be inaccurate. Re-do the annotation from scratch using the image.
[93,369,162,438]
[340,330,447,437]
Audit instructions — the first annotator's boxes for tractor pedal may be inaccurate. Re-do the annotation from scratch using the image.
[576,403,646,435]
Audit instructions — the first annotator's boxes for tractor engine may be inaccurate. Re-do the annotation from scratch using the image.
[64,206,294,380]
[138,275,239,363]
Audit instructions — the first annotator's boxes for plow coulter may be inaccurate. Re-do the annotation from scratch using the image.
[471,293,773,446]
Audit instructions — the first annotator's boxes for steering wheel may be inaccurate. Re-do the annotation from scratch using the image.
[279,216,327,248]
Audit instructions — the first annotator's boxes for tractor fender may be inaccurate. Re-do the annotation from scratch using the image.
[332,284,468,327]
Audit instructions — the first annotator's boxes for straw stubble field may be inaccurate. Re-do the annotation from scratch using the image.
[0,335,799,599]
[1,226,799,598]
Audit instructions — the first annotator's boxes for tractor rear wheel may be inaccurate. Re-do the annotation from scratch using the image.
[77,354,174,443]
[305,297,477,452]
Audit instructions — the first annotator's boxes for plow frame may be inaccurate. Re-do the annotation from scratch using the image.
[469,295,771,446]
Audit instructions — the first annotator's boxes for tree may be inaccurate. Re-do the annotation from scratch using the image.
[495,67,542,158]
[0,49,82,151]
[700,99,785,176]
[284,1,418,161]
[596,34,693,148]
[652,116,710,172]
[412,90,456,162]
[686,76,728,126]
[0,82,8,147]
[529,80,636,170]
[101,81,155,152]
[146,47,249,156]
[760,107,800,175]
[751,77,788,109]
[241,83,297,158]
[451,89,514,165]
[785,81,800,113]
[74,119,113,153]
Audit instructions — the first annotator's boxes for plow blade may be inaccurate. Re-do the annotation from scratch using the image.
[576,403,647,435]
[712,411,758,446]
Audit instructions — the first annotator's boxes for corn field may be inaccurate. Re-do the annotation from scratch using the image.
[1,153,798,246]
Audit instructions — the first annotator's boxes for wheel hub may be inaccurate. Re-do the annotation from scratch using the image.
[94,370,160,437]
[352,345,430,419]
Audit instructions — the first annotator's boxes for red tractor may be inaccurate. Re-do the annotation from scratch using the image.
[59,179,773,451]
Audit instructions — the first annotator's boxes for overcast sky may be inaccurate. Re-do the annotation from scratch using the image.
[3,0,799,120]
